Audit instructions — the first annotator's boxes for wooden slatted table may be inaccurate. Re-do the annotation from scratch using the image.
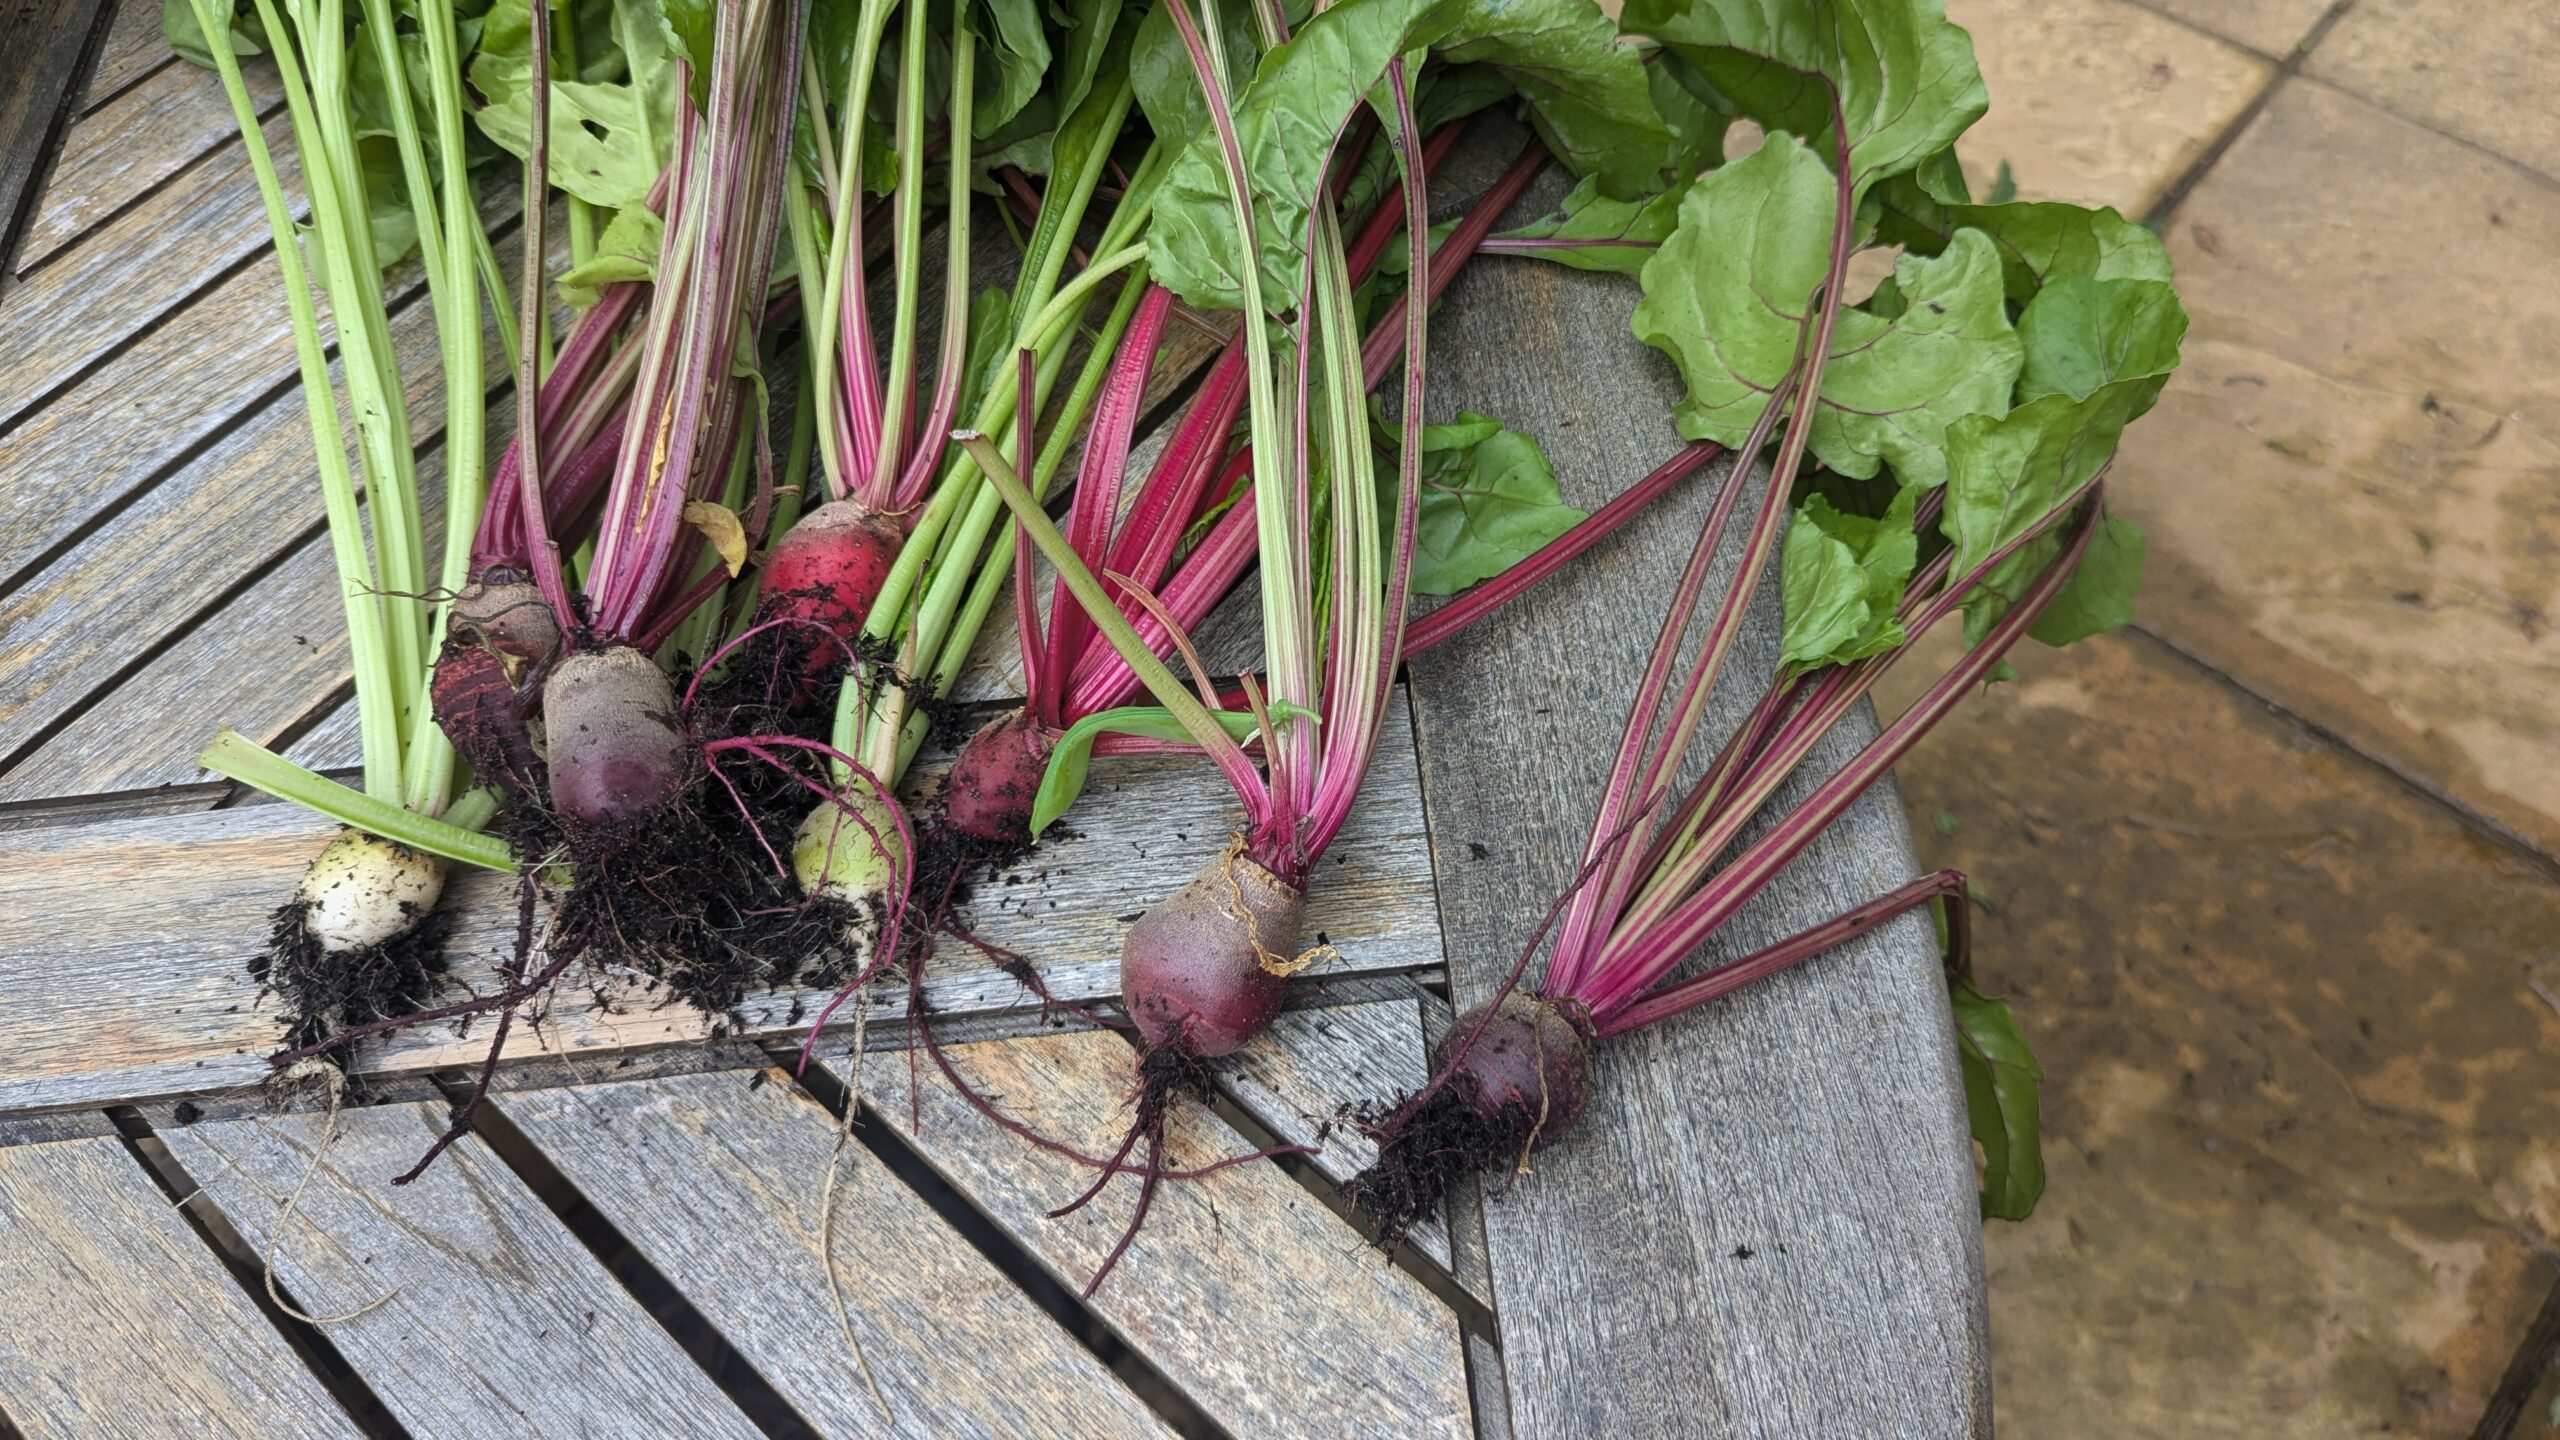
[0,14,1991,1436]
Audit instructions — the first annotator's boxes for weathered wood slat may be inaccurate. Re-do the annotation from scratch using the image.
[0,0,109,286]
[1218,998,1455,1272]
[1,347,517,800]
[78,0,174,117]
[0,107,294,425]
[0,206,533,787]
[1407,163,1990,1436]
[22,47,283,270]
[501,1067,1173,1438]
[0,1136,359,1438]
[866,1025,1474,1439]
[0,193,468,594]
[0,689,1435,1114]
[153,1101,767,1438]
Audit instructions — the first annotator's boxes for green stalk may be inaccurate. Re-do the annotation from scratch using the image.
[261,0,430,753]
[1182,0,1313,735]
[1308,197,1379,756]
[402,0,492,814]
[201,732,513,872]
[189,0,402,801]
[928,262,1153,700]
[811,0,895,498]
[839,242,1148,775]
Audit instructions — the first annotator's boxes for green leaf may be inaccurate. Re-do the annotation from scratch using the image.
[1951,978,2044,1221]
[1393,413,1585,596]
[166,0,264,66]
[973,0,1055,139]
[1630,135,2018,487]
[472,0,684,209]
[1779,485,1917,670]
[958,283,1017,420]
[1130,0,1278,145]
[2027,513,2143,647]
[1621,0,1987,200]
[1874,175,2172,304]
[1488,172,1684,276]
[1148,0,1461,313]
[1431,0,1694,197]
[1032,702,1315,836]
[2015,277,2187,406]
[554,202,664,308]
[1940,388,2141,642]
[1940,271,2180,641]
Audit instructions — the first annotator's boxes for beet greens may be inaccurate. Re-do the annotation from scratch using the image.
[1345,0,2182,1243]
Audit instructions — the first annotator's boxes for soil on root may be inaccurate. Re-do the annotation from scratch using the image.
[253,899,454,1062]
[544,782,828,1016]
[1340,1075,1543,1254]
[682,596,911,749]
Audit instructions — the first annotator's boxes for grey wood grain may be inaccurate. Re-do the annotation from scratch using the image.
[0,202,535,797]
[866,1024,1474,1439]
[78,0,179,117]
[154,1100,767,1439]
[0,178,476,596]
[1404,164,1991,1437]
[0,106,294,425]
[501,1067,1173,1439]
[0,0,109,288]
[1218,997,1457,1273]
[21,42,281,269]
[0,1135,360,1438]
[0,690,1436,1114]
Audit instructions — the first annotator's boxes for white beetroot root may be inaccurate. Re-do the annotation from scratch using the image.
[255,828,455,1056]
[793,781,911,982]
[296,828,449,952]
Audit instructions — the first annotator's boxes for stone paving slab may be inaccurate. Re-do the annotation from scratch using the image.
[2111,77,2560,857]
[1880,628,2560,1439]
[2134,0,2332,60]
[2310,1,2560,184]
[1948,0,2269,215]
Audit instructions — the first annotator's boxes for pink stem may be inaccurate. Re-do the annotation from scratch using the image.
[1301,61,1433,863]
[1549,90,1859,998]
[1402,440,1723,657]
[1048,288,1176,705]
[1593,870,1969,1039]
[513,0,569,624]
[1573,495,2105,1018]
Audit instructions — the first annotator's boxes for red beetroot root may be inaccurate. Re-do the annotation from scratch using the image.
[1120,849,1305,1058]
[757,500,903,672]
[1342,991,1596,1250]
[942,708,1054,845]
[543,645,693,830]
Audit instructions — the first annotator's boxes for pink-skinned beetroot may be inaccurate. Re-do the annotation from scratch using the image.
[1339,991,1596,1248]
[754,499,903,680]
[1119,849,1305,1057]
[942,708,1056,846]
[541,645,695,832]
